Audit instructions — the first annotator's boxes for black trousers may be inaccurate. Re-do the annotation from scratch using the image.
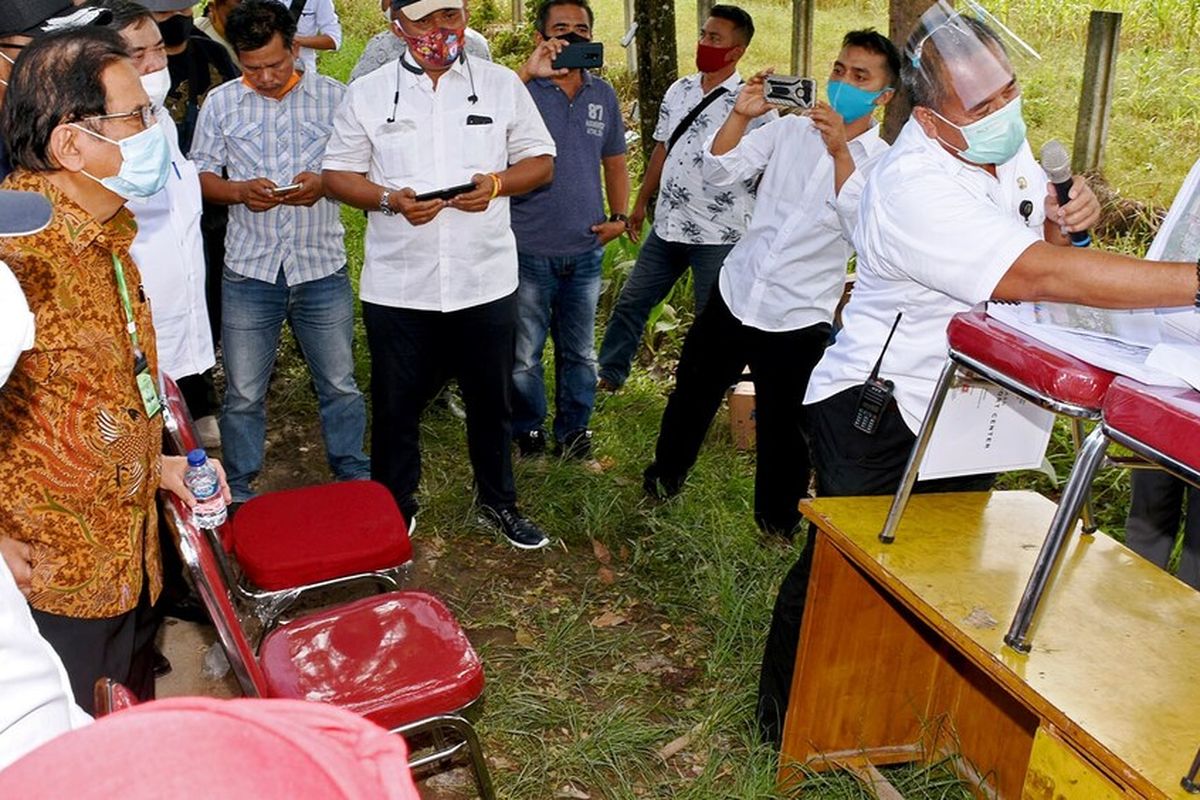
[1126,470,1200,589]
[31,579,159,715]
[652,291,830,535]
[363,293,519,519]
[756,386,995,745]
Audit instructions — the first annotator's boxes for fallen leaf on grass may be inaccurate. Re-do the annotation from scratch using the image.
[514,628,535,646]
[589,610,627,628]
[597,566,616,585]
[554,785,591,799]
[591,538,612,565]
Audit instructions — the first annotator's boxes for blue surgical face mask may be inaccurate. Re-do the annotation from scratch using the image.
[72,122,171,199]
[929,95,1027,166]
[826,80,888,124]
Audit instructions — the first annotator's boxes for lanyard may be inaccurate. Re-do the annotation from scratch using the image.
[112,252,162,418]
[111,252,142,353]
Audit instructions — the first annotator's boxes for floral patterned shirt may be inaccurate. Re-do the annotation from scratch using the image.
[0,171,163,619]
[652,72,774,246]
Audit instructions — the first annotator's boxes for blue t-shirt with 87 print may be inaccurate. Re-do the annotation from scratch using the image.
[510,72,626,257]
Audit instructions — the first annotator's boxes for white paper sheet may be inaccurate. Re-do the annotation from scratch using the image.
[918,382,1056,480]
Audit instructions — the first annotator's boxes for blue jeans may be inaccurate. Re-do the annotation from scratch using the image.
[512,249,604,440]
[596,229,733,389]
[220,266,370,501]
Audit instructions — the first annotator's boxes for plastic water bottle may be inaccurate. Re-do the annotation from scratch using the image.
[184,448,227,528]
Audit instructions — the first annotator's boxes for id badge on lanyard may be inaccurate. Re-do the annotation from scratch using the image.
[112,253,162,418]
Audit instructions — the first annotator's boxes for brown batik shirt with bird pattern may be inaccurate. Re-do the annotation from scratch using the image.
[0,170,162,619]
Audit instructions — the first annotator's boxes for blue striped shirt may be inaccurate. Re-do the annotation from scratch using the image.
[191,70,346,284]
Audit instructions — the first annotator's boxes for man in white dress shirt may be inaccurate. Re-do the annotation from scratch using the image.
[757,3,1200,746]
[323,0,557,549]
[99,0,216,428]
[0,189,91,770]
[642,31,899,540]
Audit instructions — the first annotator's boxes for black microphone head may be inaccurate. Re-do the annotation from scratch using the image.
[1040,139,1072,184]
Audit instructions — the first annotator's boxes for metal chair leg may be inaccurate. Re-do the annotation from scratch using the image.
[879,358,959,543]
[395,713,495,800]
[1069,418,1098,533]
[1004,426,1109,653]
[441,714,496,800]
[1182,744,1200,793]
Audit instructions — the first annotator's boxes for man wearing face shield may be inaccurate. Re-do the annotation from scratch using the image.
[757,2,1200,747]
[323,0,557,550]
[0,1,114,182]
[0,27,229,713]
[507,0,630,460]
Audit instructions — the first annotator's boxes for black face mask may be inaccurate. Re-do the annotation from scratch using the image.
[553,32,590,44]
[157,14,193,48]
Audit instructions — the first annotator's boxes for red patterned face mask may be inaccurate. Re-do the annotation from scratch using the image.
[396,22,465,68]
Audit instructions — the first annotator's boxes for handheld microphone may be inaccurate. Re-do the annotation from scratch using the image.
[1040,139,1091,247]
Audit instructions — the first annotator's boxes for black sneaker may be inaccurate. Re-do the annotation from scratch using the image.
[478,504,550,550]
[555,429,593,459]
[642,463,683,500]
[514,429,547,457]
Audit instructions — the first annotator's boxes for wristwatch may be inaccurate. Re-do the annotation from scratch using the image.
[379,188,396,216]
[609,213,629,223]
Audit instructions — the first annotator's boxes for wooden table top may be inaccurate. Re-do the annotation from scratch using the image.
[801,490,1200,799]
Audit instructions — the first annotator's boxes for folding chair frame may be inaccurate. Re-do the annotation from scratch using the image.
[879,348,1101,545]
[165,496,495,799]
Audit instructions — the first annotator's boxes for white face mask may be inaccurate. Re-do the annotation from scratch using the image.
[140,66,171,108]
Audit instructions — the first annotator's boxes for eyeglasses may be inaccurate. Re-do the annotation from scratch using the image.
[76,105,160,131]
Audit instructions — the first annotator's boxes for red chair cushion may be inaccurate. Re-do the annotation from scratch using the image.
[947,308,1116,410]
[230,481,411,591]
[1103,377,1200,472]
[258,591,485,730]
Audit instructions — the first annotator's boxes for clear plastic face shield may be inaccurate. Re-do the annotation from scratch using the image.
[906,0,1039,113]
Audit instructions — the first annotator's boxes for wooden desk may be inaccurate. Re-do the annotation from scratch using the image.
[780,491,1200,799]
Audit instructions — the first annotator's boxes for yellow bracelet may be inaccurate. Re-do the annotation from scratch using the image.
[489,173,502,200]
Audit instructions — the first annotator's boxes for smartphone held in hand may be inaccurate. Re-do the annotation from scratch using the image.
[763,75,817,109]
[551,41,604,70]
[414,182,478,202]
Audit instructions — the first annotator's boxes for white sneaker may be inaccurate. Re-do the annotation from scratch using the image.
[195,415,221,450]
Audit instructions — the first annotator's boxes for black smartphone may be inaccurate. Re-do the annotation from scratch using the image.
[552,41,604,70]
[853,377,894,435]
[414,182,478,202]
[763,75,817,109]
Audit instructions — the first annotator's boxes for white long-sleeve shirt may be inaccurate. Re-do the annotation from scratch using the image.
[702,114,888,332]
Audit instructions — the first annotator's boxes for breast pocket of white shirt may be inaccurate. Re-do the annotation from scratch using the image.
[374,120,418,183]
[460,117,505,173]
[225,121,263,172]
[299,121,334,173]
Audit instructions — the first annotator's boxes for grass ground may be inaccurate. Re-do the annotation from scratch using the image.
[239,1,1200,796]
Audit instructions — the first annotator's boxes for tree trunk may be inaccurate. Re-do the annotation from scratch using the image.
[635,0,678,162]
[882,0,927,143]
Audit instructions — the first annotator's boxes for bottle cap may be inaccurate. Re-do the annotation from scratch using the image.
[186,448,207,467]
